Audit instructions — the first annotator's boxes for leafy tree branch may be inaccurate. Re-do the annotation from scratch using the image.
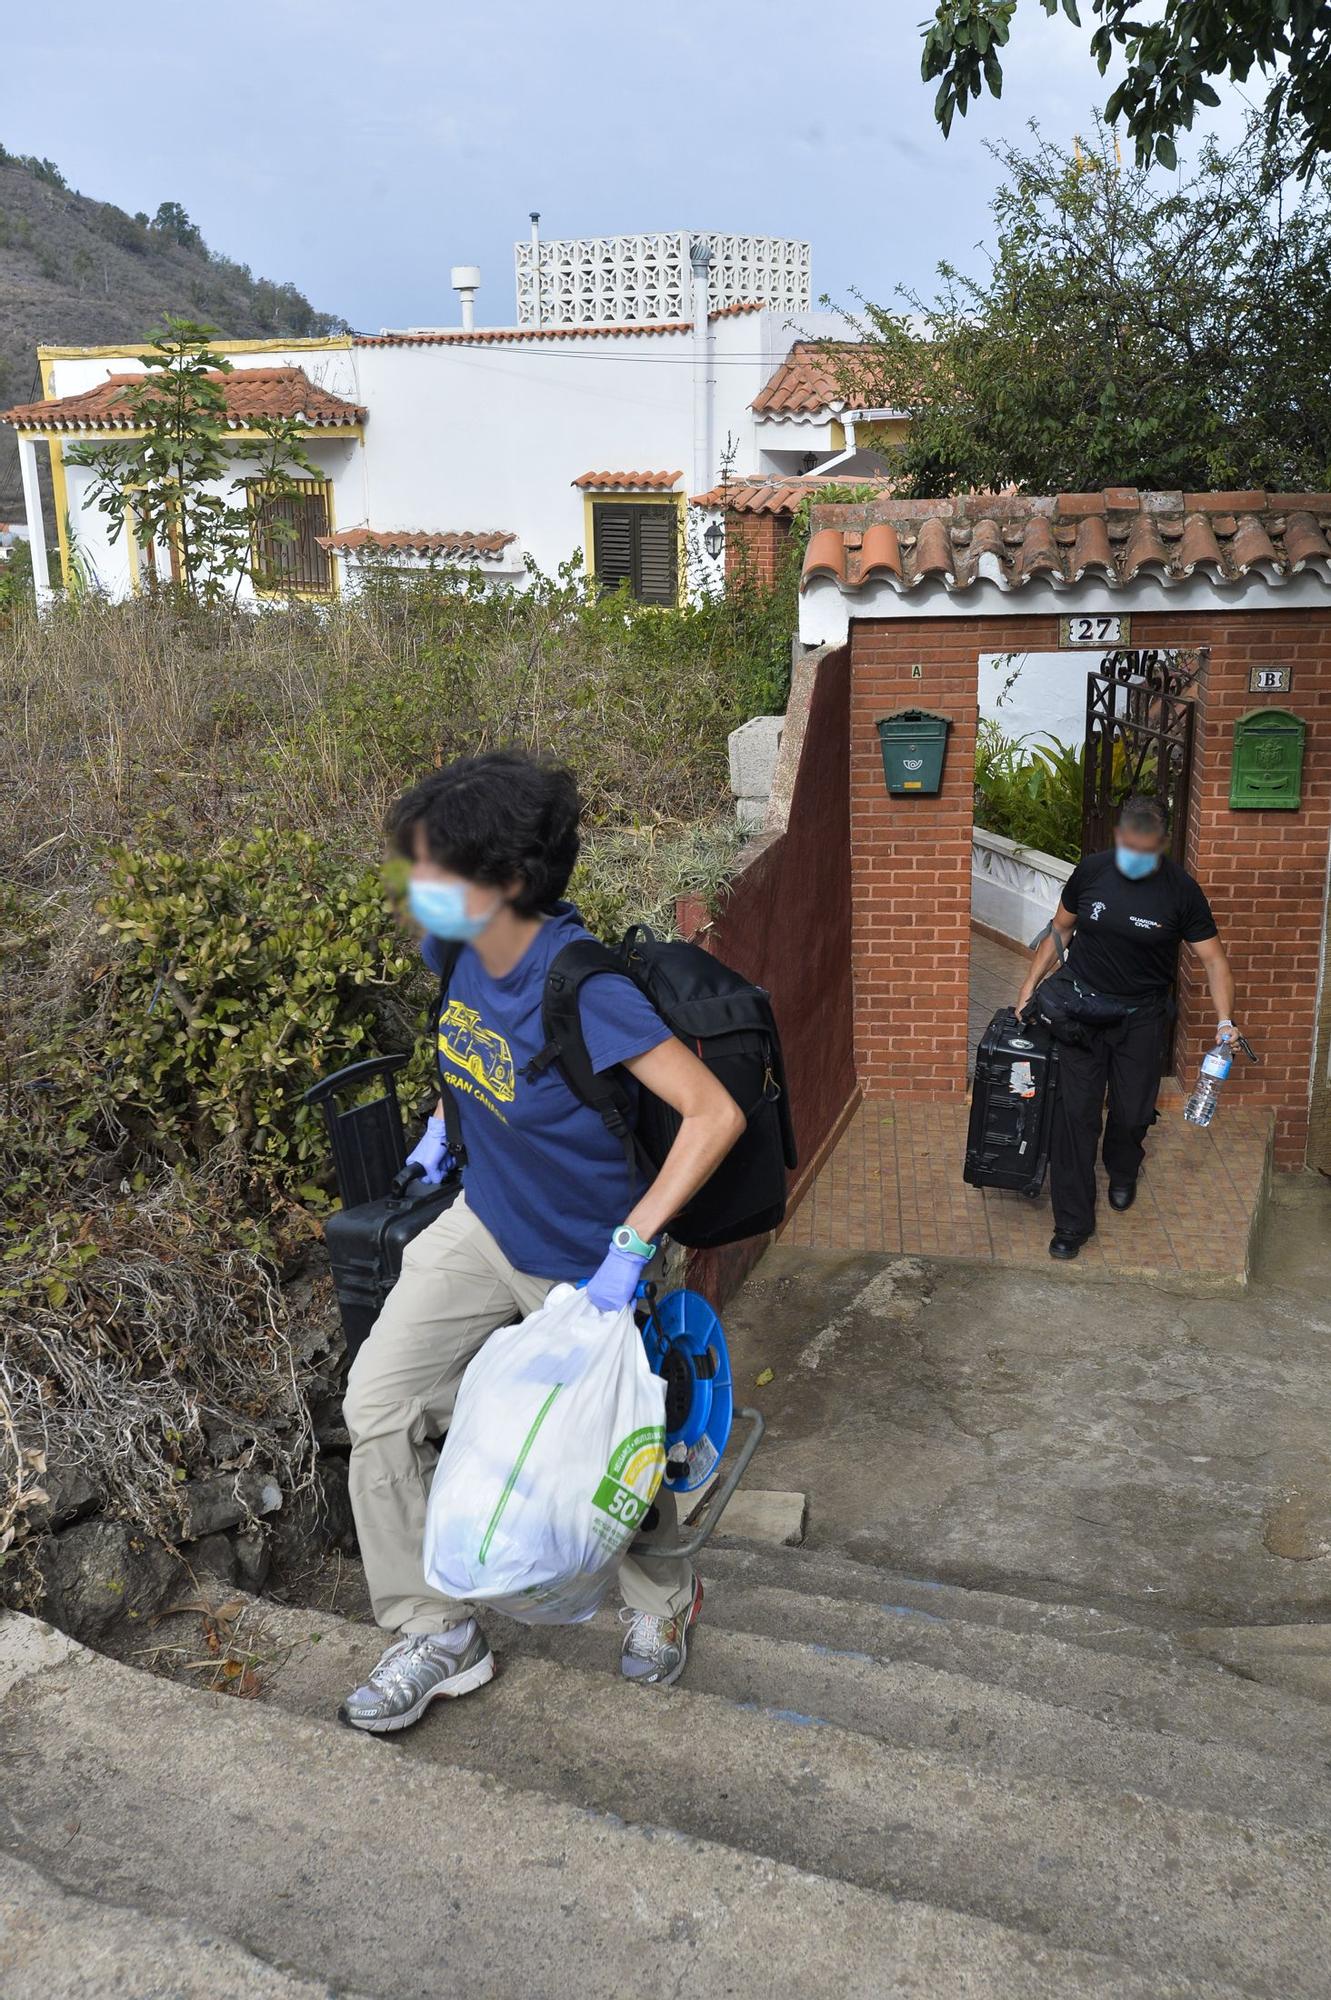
[833,116,1331,494]
[68,317,320,607]
[921,0,1331,176]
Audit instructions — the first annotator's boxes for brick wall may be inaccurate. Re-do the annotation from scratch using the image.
[848,610,1331,1168]
[725,510,793,589]
[850,616,1007,1097]
[680,642,856,1303]
[1131,610,1331,1170]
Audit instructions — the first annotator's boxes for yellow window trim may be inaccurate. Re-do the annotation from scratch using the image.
[14,424,363,444]
[582,490,686,606]
[37,336,354,361]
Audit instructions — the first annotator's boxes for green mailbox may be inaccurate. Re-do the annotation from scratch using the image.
[1230,707,1306,810]
[877,709,951,796]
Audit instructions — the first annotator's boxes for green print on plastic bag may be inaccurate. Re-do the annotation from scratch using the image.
[478,1381,564,1565]
[591,1422,666,1534]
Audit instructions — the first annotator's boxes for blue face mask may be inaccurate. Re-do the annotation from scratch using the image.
[1114,844,1161,881]
[408,878,500,942]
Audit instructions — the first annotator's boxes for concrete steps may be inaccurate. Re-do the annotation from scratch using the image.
[700,1542,1196,1660]
[691,1557,1326,1761]
[0,1613,1233,2000]
[160,1592,1331,1998]
[0,1848,359,2000]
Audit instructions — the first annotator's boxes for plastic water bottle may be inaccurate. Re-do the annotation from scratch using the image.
[1184,1043,1233,1127]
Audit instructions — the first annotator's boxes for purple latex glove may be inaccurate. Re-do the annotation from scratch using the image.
[404,1113,452,1187]
[585,1241,651,1312]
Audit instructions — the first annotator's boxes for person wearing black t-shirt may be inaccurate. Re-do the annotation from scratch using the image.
[1015,795,1240,1260]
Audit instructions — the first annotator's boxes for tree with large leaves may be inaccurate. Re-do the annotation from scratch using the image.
[836,118,1331,495]
[69,317,319,607]
[922,0,1331,176]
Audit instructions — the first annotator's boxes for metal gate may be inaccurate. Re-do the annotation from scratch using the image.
[1081,648,1204,863]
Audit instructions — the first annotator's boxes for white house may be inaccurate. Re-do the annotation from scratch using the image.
[2,228,886,609]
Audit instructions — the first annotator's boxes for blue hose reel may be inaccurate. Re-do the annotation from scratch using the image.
[639,1287,735,1493]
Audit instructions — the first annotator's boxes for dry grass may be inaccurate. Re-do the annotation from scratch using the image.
[0,578,765,1560]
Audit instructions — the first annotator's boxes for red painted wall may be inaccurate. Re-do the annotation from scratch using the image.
[682,642,855,1302]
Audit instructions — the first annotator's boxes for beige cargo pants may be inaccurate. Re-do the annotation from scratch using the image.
[344,1191,694,1635]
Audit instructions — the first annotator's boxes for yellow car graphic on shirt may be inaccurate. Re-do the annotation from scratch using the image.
[438,999,516,1103]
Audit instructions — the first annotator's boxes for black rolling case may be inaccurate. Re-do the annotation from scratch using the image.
[963,1008,1058,1198]
[305,1055,461,1367]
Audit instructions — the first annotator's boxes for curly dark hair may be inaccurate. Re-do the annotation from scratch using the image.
[387,752,583,917]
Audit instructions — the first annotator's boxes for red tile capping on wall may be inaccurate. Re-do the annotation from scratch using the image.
[678,642,855,1306]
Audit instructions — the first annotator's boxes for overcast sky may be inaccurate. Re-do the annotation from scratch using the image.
[2,0,1257,333]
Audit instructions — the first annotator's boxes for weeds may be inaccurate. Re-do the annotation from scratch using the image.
[0,569,780,1563]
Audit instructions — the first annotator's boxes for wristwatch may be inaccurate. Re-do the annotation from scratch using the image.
[612,1223,656,1260]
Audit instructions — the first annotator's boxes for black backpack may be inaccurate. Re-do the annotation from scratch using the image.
[434,924,797,1249]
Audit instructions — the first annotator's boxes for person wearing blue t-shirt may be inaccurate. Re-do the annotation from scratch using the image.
[339,752,745,1733]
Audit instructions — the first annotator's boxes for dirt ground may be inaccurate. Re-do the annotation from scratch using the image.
[723,1172,1331,1626]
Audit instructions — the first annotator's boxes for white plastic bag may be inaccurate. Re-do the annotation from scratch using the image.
[423,1283,666,1625]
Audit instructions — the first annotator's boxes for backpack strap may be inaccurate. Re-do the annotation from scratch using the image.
[431,941,466,1163]
[528,938,650,1181]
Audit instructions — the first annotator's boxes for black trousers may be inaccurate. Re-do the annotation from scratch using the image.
[1049,1007,1165,1241]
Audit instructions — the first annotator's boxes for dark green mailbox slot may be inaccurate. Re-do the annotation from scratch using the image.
[877,709,951,796]
[1230,707,1306,810]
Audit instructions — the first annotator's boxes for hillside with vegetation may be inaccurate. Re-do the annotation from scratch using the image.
[0,145,346,516]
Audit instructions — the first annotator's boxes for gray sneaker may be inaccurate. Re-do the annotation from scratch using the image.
[619,1575,703,1688]
[338,1621,494,1734]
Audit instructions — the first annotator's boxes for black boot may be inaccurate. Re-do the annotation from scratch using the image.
[1108,1182,1137,1212]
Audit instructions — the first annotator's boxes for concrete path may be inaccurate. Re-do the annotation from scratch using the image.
[734,1173,1331,1622]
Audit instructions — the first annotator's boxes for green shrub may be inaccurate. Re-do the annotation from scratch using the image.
[973,724,1085,863]
[0,540,34,619]
[76,832,436,1195]
[0,576,769,1549]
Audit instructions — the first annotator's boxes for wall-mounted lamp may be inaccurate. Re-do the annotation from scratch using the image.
[703,519,724,562]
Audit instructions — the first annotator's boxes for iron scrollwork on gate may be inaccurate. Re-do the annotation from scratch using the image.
[1081,647,1204,864]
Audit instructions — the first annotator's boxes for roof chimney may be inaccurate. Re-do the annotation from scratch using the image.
[450,264,481,332]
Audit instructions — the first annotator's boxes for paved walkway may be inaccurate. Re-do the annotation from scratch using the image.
[969,928,1027,1069]
[783,928,1272,1286]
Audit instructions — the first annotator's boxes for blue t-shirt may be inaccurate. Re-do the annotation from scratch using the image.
[421,905,670,1279]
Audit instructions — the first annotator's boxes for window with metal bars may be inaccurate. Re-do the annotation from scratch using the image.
[248,479,335,595]
[591,501,679,606]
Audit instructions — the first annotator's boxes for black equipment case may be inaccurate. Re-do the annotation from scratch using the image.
[963,1008,1059,1197]
[305,1054,460,1366]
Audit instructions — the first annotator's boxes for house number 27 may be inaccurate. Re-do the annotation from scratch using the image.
[1060,614,1129,646]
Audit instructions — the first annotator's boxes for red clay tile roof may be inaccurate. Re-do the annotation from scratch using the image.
[691,474,899,514]
[355,322,691,347]
[752,341,880,419]
[799,490,1331,595]
[356,306,764,347]
[1,367,365,432]
[317,529,516,559]
[573,470,681,491]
